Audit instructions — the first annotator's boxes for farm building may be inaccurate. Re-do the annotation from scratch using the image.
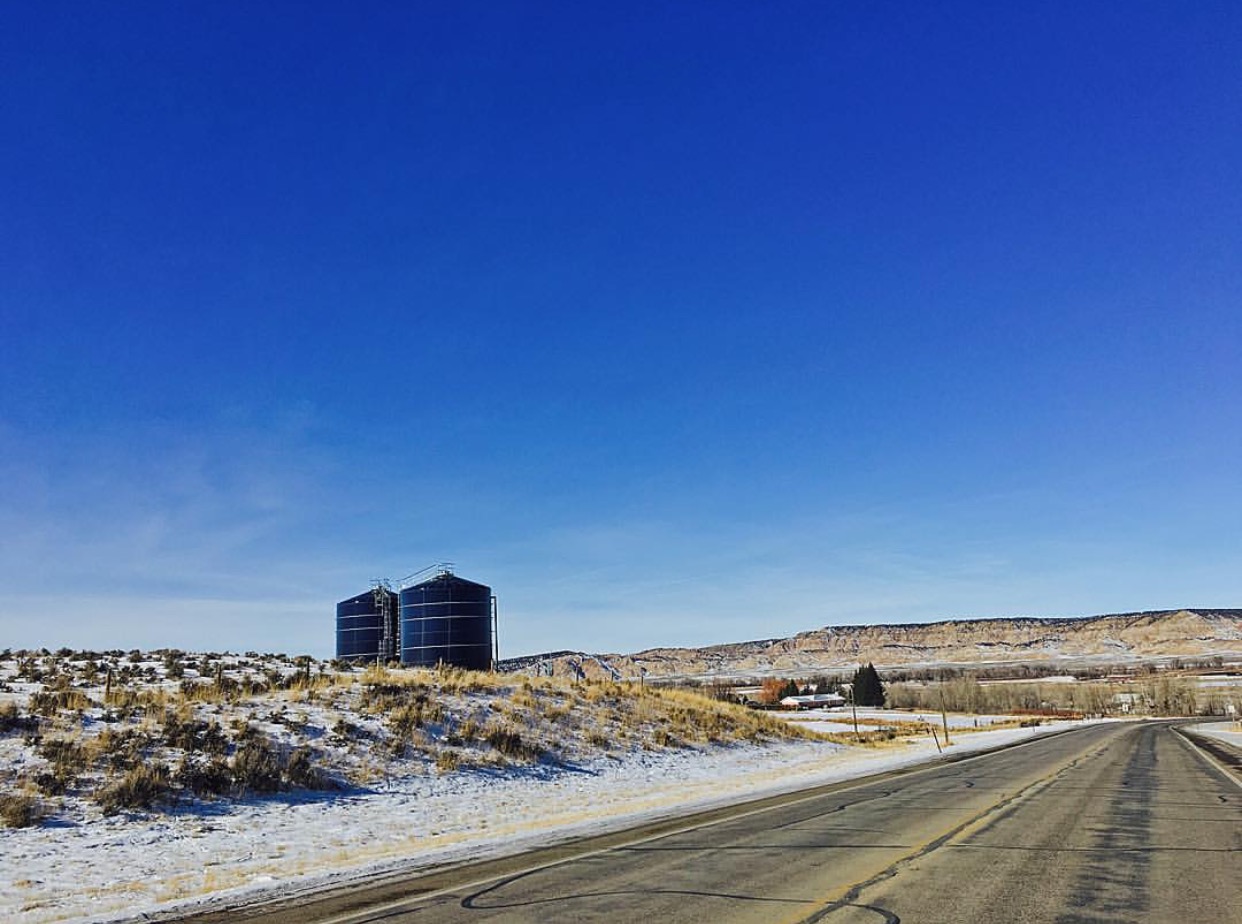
[780,693,847,710]
[335,567,497,670]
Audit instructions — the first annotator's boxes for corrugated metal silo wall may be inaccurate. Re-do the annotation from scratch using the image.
[399,574,493,670]
[336,589,398,662]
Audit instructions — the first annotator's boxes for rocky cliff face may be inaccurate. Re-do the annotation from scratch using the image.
[502,609,1242,682]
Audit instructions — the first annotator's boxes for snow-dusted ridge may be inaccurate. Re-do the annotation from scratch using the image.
[508,609,1242,682]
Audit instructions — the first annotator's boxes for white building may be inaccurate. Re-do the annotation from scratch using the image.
[780,693,846,710]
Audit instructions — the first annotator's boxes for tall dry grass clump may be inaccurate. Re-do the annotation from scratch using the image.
[0,701,37,734]
[96,763,173,814]
[0,791,44,828]
[482,720,544,762]
[434,664,507,695]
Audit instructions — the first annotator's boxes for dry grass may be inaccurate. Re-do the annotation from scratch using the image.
[97,763,173,814]
[627,686,826,746]
[0,649,835,828]
[434,750,462,773]
[482,721,544,762]
[29,688,96,715]
[0,700,36,734]
[434,664,508,695]
[0,791,44,828]
[231,738,283,793]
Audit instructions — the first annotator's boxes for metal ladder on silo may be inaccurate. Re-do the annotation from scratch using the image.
[373,579,395,663]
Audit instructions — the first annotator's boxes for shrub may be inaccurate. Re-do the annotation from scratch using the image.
[435,750,462,773]
[161,710,228,755]
[0,701,37,735]
[34,770,70,795]
[331,717,364,741]
[484,723,543,762]
[90,727,152,771]
[445,715,482,746]
[285,747,331,790]
[651,728,677,748]
[174,756,233,797]
[758,677,799,705]
[97,763,172,814]
[36,737,87,773]
[29,689,94,716]
[510,687,538,710]
[437,664,496,695]
[0,792,44,828]
[232,739,283,794]
[386,702,425,739]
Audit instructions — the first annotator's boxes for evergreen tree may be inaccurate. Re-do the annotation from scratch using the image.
[849,665,867,705]
[811,676,841,696]
[851,663,886,706]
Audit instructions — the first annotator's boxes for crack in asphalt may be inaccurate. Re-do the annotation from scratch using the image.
[459,875,810,911]
[793,750,1094,923]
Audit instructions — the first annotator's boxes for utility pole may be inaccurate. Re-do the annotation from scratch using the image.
[851,686,861,741]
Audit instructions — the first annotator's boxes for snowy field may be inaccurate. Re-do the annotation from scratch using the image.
[781,707,1020,734]
[1192,720,1242,751]
[3,718,1089,924]
[1195,673,1242,689]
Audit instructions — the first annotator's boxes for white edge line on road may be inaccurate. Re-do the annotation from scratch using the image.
[1171,726,1242,792]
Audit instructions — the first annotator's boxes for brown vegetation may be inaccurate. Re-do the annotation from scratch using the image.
[884,673,1226,717]
[0,791,43,828]
[0,649,824,828]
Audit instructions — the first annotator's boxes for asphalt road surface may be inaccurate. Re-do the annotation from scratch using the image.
[194,722,1241,924]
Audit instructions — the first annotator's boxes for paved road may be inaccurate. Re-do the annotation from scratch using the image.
[195,723,1241,924]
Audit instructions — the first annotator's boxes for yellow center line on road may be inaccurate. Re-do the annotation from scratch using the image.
[777,742,1104,924]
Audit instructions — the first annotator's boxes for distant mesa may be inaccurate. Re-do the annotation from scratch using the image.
[500,609,1242,683]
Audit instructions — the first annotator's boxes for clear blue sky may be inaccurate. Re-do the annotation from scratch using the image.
[2,2,1240,658]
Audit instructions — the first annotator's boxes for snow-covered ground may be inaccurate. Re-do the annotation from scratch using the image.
[1191,720,1242,751]
[3,718,1089,924]
[1195,674,1242,688]
[781,707,1019,733]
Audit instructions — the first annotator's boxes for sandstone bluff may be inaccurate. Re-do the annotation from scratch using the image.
[502,609,1242,682]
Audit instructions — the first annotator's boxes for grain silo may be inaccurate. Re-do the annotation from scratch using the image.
[398,569,496,670]
[335,583,399,663]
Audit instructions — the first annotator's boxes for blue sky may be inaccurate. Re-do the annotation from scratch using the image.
[2,3,1240,658]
